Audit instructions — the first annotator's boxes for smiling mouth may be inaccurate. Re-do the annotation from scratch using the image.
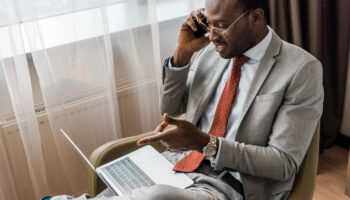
[215,44,225,52]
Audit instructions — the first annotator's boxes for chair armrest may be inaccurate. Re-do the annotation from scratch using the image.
[87,131,167,197]
[288,122,320,200]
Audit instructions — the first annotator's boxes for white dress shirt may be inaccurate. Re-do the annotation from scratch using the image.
[168,27,272,182]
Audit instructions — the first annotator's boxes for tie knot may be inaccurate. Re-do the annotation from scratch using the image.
[234,55,250,68]
[231,55,249,72]
[238,54,249,61]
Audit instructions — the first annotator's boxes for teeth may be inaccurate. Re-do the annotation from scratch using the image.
[215,45,224,52]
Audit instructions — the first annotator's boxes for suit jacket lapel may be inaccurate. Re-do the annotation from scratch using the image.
[188,50,230,124]
[235,31,282,141]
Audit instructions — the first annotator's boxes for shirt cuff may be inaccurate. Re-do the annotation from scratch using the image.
[210,137,223,168]
[167,56,190,71]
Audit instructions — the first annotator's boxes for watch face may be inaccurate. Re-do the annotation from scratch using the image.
[204,147,216,156]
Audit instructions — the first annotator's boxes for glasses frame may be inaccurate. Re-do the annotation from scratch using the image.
[199,10,250,37]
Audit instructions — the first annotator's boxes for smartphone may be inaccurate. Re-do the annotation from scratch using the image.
[192,16,208,38]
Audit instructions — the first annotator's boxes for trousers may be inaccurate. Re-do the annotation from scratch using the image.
[51,184,230,200]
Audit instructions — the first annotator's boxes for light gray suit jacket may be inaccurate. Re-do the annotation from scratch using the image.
[159,30,324,200]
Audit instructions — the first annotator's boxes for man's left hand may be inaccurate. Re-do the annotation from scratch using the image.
[137,114,210,153]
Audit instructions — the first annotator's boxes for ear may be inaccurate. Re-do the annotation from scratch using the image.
[249,8,265,26]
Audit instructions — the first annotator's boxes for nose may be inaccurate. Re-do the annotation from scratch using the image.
[208,30,221,42]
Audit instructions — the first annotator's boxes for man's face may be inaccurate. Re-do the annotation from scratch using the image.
[205,0,255,59]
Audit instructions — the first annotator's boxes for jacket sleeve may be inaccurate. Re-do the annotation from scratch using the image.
[214,59,324,182]
[160,49,205,116]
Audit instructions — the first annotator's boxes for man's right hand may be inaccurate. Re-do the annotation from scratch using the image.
[172,8,210,67]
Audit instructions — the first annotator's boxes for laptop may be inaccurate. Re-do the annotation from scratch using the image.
[59,129,194,195]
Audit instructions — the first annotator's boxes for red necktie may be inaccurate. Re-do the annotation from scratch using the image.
[173,55,250,172]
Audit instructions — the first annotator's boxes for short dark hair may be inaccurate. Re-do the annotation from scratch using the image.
[237,0,268,14]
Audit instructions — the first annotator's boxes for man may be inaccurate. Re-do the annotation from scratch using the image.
[48,0,323,199]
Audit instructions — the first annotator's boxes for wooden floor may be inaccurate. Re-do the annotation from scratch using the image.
[313,145,350,200]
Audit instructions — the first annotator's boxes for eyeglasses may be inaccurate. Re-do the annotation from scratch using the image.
[198,10,250,37]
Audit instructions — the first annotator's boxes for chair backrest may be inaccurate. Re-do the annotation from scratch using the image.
[288,122,320,200]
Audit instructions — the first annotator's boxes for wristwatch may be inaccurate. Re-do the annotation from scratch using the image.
[202,135,217,156]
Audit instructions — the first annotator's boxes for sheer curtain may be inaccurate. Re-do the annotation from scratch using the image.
[112,0,162,134]
[187,0,205,12]
[0,9,50,199]
[23,4,121,198]
[0,0,124,199]
[0,0,203,199]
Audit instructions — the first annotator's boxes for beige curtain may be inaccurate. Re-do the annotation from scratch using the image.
[267,0,350,149]
[340,42,350,136]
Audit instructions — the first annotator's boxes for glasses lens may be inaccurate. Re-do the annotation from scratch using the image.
[209,27,224,37]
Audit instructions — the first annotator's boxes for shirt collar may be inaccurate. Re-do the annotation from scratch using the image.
[243,26,272,61]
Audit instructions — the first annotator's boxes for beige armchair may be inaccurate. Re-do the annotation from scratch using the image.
[288,122,320,200]
[87,123,320,199]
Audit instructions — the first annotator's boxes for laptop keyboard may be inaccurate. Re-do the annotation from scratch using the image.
[102,157,156,194]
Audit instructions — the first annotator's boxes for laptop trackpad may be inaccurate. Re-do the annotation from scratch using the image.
[128,146,194,189]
